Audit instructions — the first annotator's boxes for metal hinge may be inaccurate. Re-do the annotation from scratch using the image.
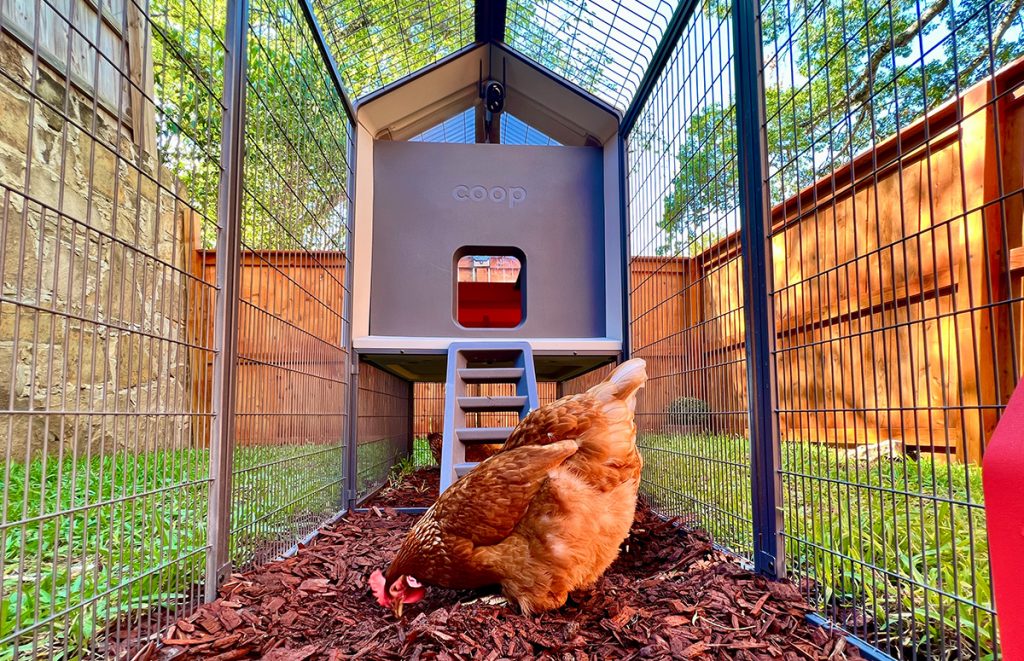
[755,550,778,575]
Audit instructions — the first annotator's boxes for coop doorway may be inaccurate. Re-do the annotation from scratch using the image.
[454,248,525,329]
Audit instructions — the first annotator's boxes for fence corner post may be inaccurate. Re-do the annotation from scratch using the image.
[205,0,249,603]
[732,0,784,579]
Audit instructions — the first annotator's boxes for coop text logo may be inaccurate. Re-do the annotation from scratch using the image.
[451,185,527,208]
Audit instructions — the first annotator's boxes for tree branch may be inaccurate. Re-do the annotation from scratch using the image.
[957,0,1024,86]
[850,0,950,106]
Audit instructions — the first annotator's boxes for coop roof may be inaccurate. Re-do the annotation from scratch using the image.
[354,42,621,145]
[311,0,677,113]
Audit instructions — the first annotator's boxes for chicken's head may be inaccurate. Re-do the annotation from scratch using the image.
[370,569,425,618]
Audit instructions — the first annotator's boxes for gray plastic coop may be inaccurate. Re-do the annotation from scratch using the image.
[351,43,625,384]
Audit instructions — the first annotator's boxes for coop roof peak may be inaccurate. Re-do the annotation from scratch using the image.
[355,42,621,146]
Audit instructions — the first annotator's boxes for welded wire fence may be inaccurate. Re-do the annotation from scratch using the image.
[759,0,1021,654]
[356,363,411,500]
[227,0,354,568]
[0,0,354,653]
[0,0,223,654]
[625,0,755,559]
[625,0,1023,658]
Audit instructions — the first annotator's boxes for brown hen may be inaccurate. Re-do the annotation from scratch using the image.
[371,359,647,616]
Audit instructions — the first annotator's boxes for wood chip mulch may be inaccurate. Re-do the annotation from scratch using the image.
[150,492,861,661]
[363,468,439,508]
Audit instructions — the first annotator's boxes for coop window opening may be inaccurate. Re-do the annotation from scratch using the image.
[454,248,525,329]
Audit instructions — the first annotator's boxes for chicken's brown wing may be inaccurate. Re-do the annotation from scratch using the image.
[432,439,578,546]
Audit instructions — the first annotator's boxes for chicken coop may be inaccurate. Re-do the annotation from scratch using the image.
[1,0,1023,656]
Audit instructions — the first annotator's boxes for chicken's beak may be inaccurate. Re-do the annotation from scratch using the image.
[393,600,403,619]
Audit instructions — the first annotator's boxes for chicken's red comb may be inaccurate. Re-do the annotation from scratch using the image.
[369,569,390,606]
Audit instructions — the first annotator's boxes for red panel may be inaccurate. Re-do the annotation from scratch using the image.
[457,282,522,328]
[983,381,1024,660]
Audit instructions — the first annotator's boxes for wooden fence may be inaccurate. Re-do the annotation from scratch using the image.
[187,246,349,446]
[630,60,1024,463]
[184,60,1022,464]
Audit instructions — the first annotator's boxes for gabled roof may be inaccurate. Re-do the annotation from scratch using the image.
[355,42,620,145]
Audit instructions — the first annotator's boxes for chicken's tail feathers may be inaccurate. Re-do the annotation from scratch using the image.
[592,358,647,404]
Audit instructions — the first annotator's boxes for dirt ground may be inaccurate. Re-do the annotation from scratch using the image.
[364,468,440,508]
[140,469,862,661]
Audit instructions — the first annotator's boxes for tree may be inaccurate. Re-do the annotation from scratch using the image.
[656,0,1024,254]
[152,0,610,249]
[659,103,736,256]
[152,0,350,250]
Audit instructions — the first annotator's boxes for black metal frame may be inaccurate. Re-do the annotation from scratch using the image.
[475,0,508,43]
[344,122,360,512]
[731,0,783,579]
[298,0,356,120]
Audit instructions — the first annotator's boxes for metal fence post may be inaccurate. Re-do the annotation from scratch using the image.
[732,0,784,578]
[205,0,249,603]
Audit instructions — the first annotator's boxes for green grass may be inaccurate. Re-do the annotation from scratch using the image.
[641,434,993,658]
[1,444,344,659]
[356,440,408,498]
[412,436,436,468]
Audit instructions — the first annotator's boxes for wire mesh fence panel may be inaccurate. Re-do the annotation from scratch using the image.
[0,0,224,653]
[625,0,754,559]
[356,363,411,499]
[759,0,1023,655]
[226,0,353,568]
[312,0,475,98]
[412,382,443,466]
[504,0,676,111]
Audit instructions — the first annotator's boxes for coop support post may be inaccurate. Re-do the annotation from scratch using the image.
[617,132,631,360]
[205,0,248,603]
[732,0,784,578]
[345,360,360,508]
[343,132,360,511]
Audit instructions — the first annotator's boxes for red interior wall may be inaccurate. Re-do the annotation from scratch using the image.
[457,282,522,328]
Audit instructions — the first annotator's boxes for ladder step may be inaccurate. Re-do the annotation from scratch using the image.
[457,427,515,444]
[458,367,525,383]
[458,396,528,412]
[454,462,477,478]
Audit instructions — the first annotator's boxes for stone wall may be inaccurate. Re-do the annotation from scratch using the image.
[0,36,195,460]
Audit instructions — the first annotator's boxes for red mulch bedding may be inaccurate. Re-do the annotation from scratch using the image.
[364,468,439,508]
[145,491,861,661]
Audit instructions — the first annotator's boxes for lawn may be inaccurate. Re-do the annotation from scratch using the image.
[640,433,993,659]
[1,443,346,659]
